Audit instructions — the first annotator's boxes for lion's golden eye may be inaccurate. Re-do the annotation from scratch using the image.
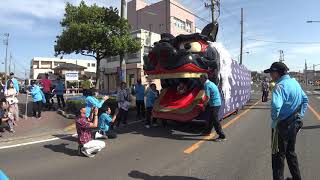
[179,41,202,52]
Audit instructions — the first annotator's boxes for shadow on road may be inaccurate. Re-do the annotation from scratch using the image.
[302,125,320,130]
[116,121,213,142]
[128,170,204,180]
[43,143,79,156]
[52,134,78,142]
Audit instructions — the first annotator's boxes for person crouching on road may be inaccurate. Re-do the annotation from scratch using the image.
[264,62,308,180]
[200,74,226,141]
[98,103,118,139]
[27,81,45,119]
[145,83,158,129]
[76,106,105,158]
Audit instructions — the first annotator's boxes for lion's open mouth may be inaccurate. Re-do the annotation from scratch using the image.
[151,77,207,121]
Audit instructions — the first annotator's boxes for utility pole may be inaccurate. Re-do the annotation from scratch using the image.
[305,60,308,85]
[120,0,127,84]
[205,0,220,32]
[25,69,27,84]
[9,53,12,74]
[279,50,285,62]
[3,33,9,83]
[240,8,244,65]
[210,0,215,23]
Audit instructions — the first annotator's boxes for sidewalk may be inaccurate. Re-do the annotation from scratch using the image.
[0,101,141,148]
[0,110,75,147]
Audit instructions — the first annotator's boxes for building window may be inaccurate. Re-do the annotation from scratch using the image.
[109,55,120,62]
[144,46,152,55]
[129,74,135,87]
[87,63,90,67]
[91,63,95,67]
[128,53,139,59]
[173,17,186,30]
[186,20,192,33]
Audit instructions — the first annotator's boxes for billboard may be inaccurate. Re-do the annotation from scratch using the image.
[65,71,79,81]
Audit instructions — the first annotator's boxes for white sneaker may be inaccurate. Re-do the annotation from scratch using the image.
[95,132,104,139]
[145,125,150,129]
[81,147,95,158]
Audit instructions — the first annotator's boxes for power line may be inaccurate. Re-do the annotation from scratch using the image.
[169,1,211,24]
[246,38,320,45]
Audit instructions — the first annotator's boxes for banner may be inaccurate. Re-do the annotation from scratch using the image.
[65,71,79,81]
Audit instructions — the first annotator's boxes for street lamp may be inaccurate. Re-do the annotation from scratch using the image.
[313,63,320,78]
[306,20,320,23]
[3,33,9,83]
[237,51,249,62]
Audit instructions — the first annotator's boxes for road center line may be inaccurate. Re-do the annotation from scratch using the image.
[308,105,320,121]
[184,100,261,154]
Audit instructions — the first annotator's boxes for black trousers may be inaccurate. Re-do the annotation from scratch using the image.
[145,107,157,125]
[44,92,53,109]
[205,106,225,138]
[136,100,145,119]
[272,120,303,180]
[103,129,117,139]
[32,101,42,117]
[115,108,128,127]
[262,90,269,102]
[57,95,65,108]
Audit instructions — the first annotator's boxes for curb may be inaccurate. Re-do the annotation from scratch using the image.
[57,109,76,119]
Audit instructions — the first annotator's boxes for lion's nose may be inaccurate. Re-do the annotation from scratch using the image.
[184,43,191,50]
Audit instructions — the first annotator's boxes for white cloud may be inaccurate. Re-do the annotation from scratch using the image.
[0,0,119,20]
[244,41,267,50]
[0,0,65,19]
[0,15,34,29]
[0,0,120,34]
[289,45,320,55]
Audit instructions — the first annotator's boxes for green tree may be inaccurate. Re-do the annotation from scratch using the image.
[54,1,141,89]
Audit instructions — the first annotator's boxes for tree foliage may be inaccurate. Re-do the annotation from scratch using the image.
[54,1,141,88]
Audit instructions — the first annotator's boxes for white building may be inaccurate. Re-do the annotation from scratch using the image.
[30,57,96,79]
[100,29,161,93]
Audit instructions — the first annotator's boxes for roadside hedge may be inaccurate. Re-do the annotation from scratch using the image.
[65,96,135,115]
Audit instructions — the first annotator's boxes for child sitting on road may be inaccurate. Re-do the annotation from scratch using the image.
[97,103,118,139]
[0,99,15,135]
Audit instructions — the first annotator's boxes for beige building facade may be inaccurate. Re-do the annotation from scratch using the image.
[101,0,196,93]
[128,0,196,36]
[100,29,161,93]
[30,57,96,79]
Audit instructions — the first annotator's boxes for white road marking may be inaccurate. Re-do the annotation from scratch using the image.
[306,91,311,94]
[0,120,143,150]
[313,91,320,94]
[0,134,77,150]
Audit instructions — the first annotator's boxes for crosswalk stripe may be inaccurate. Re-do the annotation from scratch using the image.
[306,91,311,94]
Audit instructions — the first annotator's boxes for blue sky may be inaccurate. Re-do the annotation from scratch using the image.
[1,0,320,78]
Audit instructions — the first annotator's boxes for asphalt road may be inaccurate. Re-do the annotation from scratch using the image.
[0,93,320,180]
